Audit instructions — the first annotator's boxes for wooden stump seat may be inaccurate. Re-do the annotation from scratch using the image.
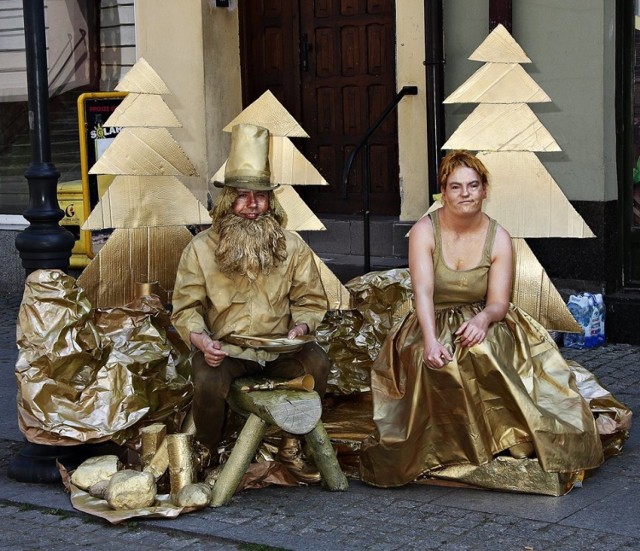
[209,376,348,507]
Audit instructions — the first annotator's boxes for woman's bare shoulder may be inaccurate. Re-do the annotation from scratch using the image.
[492,223,513,258]
[411,215,435,236]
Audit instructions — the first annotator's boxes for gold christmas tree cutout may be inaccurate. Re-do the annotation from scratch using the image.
[79,58,207,308]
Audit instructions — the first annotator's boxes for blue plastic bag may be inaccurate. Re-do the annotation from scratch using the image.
[563,293,605,349]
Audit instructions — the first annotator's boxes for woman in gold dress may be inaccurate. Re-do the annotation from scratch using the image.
[359,150,605,488]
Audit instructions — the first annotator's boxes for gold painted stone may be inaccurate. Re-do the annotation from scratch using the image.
[174,483,212,508]
[88,479,110,500]
[71,455,121,491]
[106,470,157,510]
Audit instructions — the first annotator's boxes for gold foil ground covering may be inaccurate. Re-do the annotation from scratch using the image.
[317,269,414,394]
[16,270,192,446]
[70,484,188,524]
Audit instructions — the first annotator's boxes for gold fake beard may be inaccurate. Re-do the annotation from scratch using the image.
[214,212,287,280]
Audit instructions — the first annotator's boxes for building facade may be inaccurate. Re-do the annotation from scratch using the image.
[0,0,638,342]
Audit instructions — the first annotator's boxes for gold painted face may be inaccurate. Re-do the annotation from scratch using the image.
[442,166,487,214]
[231,188,270,220]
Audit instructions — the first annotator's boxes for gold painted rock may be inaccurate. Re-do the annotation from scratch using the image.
[174,483,212,508]
[71,455,122,491]
[106,470,157,510]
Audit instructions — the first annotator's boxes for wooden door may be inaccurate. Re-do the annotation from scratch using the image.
[239,0,399,215]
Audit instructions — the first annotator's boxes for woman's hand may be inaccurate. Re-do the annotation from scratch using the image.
[423,339,453,369]
[455,313,490,348]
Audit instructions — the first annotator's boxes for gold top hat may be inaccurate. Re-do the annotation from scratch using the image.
[214,123,279,191]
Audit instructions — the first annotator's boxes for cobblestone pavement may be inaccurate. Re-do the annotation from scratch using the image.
[0,293,638,550]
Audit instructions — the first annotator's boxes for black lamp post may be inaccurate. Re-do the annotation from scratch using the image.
[9,0,77,483]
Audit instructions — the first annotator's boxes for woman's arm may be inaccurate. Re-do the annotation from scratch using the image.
[409,217,453,368]
[455,225,513,347]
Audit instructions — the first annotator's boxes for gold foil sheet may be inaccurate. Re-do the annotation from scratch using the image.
[16,269,192,446]
[70,484,190,524]
[469,23,532,64]
[444,63,551,104]
[115,57,172,95]
[442,103,561,152]
[105,93,182,128]
[89,127,198,177]
[419,458,581,497]
[223,90,309,137]
[82,175,210,230]
[317,268,414,394]
[77,226,193,308]
[478,151,595,238]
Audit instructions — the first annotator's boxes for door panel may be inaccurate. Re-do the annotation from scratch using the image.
[239,0,398,215]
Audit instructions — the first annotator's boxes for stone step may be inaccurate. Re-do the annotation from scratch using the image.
[298,215,411,260]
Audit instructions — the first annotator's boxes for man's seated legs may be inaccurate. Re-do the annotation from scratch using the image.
[191,351,262,455]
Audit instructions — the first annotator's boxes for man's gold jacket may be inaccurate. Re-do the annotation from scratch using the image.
[171,228,328,361]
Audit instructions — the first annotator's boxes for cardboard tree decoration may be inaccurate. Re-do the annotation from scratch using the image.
[440,24,588,332]
[78,58,207,307]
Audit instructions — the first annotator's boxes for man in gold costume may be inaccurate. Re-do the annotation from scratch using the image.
[171,124,330,482]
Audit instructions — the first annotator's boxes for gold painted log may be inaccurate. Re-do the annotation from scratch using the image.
[227,378,322,435]
[210,413,267,507]
[306,422,349,491]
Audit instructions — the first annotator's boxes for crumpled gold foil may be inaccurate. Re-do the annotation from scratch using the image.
[418,457,582,497]
[16,269,192,446]
[318,268,413,394]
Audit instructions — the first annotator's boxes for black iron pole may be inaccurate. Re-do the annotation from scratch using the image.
[424,0,445,199]
[9,0,76,484]
[15,0,75,273]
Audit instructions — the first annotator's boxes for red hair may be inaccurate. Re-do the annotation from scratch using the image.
[439,150,490,189]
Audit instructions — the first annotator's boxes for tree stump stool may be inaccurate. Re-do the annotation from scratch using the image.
[209,376,348,507]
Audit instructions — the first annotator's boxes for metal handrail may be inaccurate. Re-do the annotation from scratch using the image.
[342,85,418,273]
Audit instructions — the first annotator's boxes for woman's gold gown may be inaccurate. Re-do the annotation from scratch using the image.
[359,211,605,487]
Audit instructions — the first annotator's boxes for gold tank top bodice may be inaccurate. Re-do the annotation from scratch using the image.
[430,209,497,307]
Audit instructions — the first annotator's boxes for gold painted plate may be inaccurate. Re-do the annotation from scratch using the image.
[225,334,316,353]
